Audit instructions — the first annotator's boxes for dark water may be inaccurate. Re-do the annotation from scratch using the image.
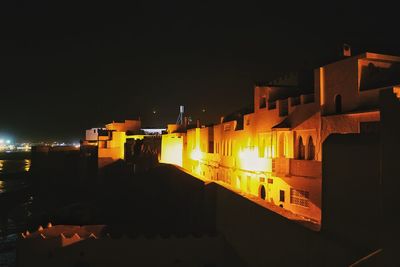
[0,159,30,174]
[0,159,31,194]
[0,155,32,267]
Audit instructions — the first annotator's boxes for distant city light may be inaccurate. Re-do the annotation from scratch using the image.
[142,128,166,135]
[0,140,80,152]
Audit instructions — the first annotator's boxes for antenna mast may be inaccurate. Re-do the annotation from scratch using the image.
[176,105,184,125]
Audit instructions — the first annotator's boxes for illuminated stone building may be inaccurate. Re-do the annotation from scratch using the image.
[83,119,166,168]
[160,124,187,167]
[19,55,400,266]
[161,52,400,223]
[83,120,141,168]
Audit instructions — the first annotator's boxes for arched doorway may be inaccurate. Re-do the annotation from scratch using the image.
[259,185,266,200]
[335,94,342,113]
[298,136,305,159]
[307,136,315,160]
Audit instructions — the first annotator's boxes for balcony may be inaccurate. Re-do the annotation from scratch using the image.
[272,158,290,176]
[289,159,321,178]
[272,158,322,178]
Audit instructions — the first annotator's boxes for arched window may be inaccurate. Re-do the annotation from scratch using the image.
[335,94,342,113]
[298,136,305,159]
[307,136,315,160]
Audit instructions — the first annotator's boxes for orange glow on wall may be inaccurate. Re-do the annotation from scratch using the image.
[238,147,272,172]
[394,86,400,99]
[190,148,202,161]
[160,126,321,221]
[157,53,400,225]
[161,134,183,167]
[98,131,127,160]
[320,67,325,105]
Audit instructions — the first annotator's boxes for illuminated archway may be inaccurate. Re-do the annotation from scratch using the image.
[259,185,266,200]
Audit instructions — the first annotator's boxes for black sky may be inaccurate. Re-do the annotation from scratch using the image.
[0,0,399,142]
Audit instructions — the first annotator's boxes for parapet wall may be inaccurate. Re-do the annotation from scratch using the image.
[18,231,230,267]
[207,181,365,266]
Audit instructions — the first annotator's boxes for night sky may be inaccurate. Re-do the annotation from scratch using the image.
[1,1,399,142]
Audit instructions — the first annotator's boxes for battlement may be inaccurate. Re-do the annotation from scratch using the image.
[20,224,220,245]
[18,224,229,267]
[258,87,315,118]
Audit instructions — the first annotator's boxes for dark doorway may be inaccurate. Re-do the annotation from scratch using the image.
[260,185,266,200]
[279,190,285,202]
[335,94,342,113]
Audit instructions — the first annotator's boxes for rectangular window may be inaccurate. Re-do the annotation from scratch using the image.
[260,96,267,108]
[209,141,214,153]
[290,188,310,207]
[279,190,285,202]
